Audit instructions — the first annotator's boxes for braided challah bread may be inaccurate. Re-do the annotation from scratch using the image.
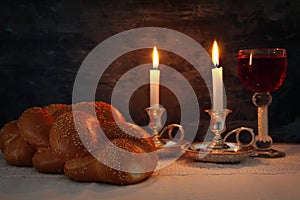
[0,101,158,185]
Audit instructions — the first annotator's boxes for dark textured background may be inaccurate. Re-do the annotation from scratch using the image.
[1,0,300,142]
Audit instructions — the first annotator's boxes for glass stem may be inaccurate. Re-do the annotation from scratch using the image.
[257,105,269,137]
[252,93,273,150]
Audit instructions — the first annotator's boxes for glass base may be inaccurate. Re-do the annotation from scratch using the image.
[250,148,285,158]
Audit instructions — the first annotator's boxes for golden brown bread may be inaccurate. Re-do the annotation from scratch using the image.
[64,154,101,182]
[18,107,55,148]
[49,111,101,162]
[43,104,66,116]
[3,135,36,166]
[64,137,157,185]
[1,101,157,185]
[95,137,156,183]
[43,104,71,119]
[0,120,21,151]
[95,101,125,123]
[72,101,125,124]
[49,102,126,163]
[0,120,36,167]
[32,148,65,174]
[101,122,156,154]
[64,121,157,185]
[44,101,124,123]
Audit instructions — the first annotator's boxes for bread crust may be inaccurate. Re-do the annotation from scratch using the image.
[3,135,36,166]
[49,111,100,162]
[0,120,21,151]
[18,107,54,148]
[32,148,65,174]
[64,137,157,185]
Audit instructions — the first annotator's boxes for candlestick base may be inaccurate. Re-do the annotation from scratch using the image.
[156,124,189,158]
[208,138,230,150]
[186,126,255,163]
[186,142,254,163]
[152,134,164,148]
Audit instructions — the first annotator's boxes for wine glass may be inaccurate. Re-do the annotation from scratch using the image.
[238,48,287,158]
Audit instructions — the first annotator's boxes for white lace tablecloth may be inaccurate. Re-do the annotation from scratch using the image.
[1,144,300,200]
[154,144,300,176]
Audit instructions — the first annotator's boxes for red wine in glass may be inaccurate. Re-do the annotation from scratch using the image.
[238,53,287,93]
[238,48,287,158]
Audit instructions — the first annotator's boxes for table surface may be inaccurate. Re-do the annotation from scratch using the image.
[1,144,300,200]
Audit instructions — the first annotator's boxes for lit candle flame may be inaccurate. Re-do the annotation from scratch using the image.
[212,40,219,67]
[249,51,253,65]
[153,46,159,69]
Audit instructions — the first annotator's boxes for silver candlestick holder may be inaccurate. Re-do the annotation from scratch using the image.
[186,109,256,163]
[145,106,166,148]
[205,109,232,150]
[145,106,188,152]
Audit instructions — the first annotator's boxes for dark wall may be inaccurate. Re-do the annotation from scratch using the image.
[1,0,300,142]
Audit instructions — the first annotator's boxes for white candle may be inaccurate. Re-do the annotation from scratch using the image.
[150,46,160,108]
[212,40,223,111]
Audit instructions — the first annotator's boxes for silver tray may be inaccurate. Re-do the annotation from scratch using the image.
[157,139,190,158]
[185,142,254,163]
